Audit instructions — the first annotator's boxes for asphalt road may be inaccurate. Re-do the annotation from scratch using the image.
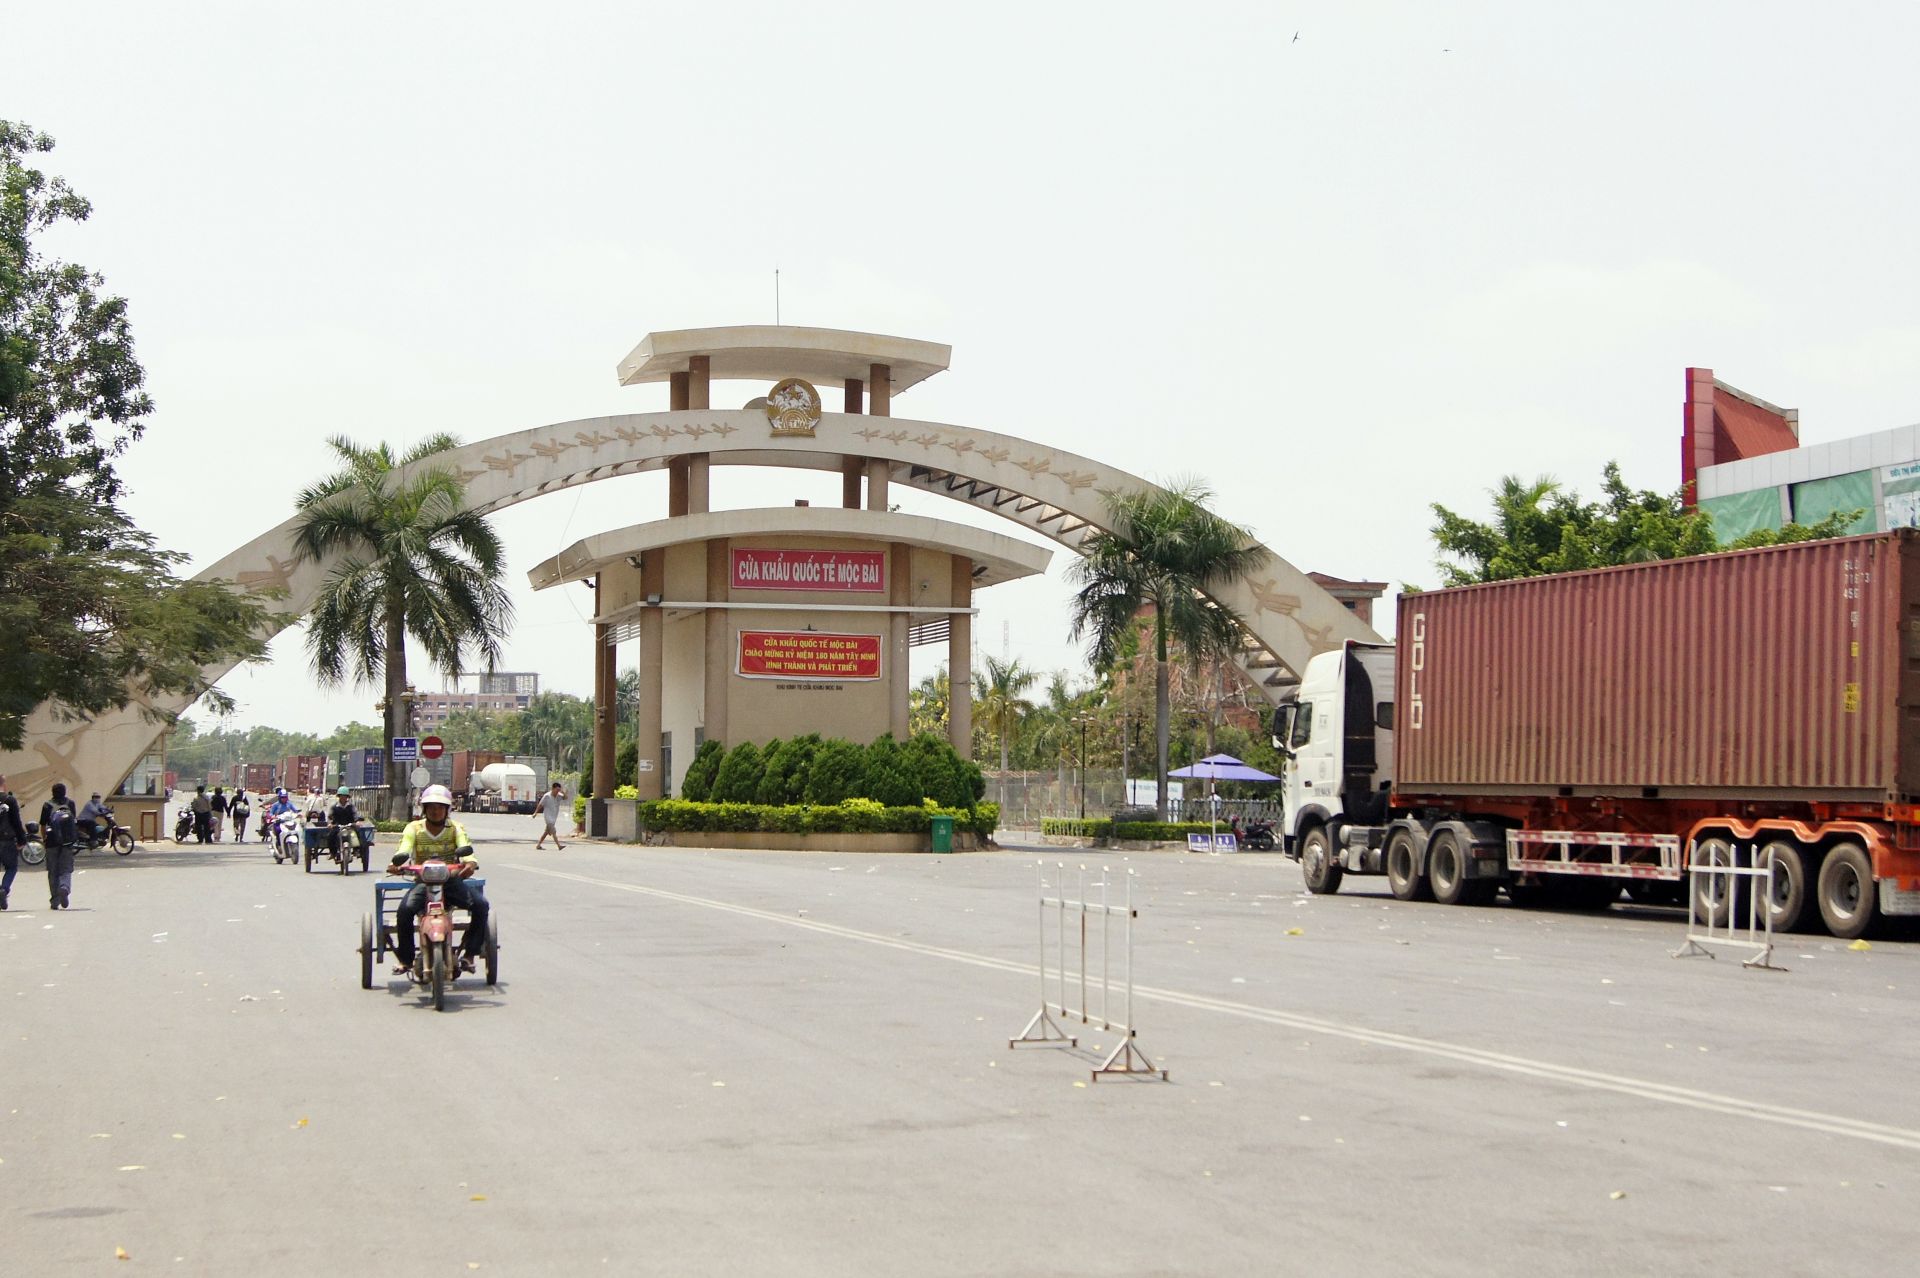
[5,814,1919,1276]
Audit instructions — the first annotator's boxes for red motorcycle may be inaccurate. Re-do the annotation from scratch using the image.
[364,858,497,1010]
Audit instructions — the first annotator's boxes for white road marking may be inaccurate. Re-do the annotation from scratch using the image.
[509,862,1920,1153]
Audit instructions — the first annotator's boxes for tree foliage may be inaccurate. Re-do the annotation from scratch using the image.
[1067,479,1266,818]
[292,434,512,815]
[679,738,725,802]
[0,121,275,752]
[1429,462,1861,587]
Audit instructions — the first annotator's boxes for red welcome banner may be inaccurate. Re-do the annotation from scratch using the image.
[731,547,886,593]
[737,631,883,681]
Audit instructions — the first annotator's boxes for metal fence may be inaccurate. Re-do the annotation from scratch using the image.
[1671,837,1785,971]
[985,769,1282,825]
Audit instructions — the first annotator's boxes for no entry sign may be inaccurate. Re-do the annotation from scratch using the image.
[419,735,445,760]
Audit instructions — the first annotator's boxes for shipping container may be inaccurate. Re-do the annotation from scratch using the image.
[1396,533,1917,802]
[237,762,277,793]
[1273,533,1920,940]
[339,748,385,789]
[279,754,328,794]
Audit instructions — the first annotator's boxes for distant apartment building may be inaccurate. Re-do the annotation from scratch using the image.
[415,672,541,728]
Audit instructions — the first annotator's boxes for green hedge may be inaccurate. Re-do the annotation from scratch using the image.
[1040,818,1113,838]
[637,797,999,838]
[1039,818,1218,842]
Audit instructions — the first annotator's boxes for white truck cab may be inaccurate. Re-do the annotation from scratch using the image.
[1271,641,1397,890]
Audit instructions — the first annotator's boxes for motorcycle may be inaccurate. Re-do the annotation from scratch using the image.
[78,809,135,856]
[1242,818,1277,852]
[385,857,496,1011]
[271,811,302,865]
[174,809,194,843]
[20,820,45,867]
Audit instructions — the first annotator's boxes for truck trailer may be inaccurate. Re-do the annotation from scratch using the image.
[1272,532,1920,939]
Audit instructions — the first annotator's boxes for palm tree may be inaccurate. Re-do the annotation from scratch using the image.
[519,692,592,773]
[974,655,1038,808]
[1068,480,1267,819]
[293,435,513,817]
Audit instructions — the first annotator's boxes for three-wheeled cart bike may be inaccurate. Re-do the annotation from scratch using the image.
[357,867,499,1010]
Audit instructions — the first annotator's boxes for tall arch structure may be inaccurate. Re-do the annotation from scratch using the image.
[0,326,1382,801]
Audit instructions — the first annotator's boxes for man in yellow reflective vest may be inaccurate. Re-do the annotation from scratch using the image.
[390,784,490,974]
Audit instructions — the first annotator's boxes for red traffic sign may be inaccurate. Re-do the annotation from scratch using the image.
[419,736,445,760]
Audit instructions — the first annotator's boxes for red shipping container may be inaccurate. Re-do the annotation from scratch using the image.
[1395,532,1920,802]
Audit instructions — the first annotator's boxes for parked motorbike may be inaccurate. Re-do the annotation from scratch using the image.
[1242,818,1277,852]
[20,820,45,867]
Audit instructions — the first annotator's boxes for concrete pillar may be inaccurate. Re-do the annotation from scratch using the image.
[687,453,710,515]
[636,548,667,800]
[866,458,889,512]
[592,581,616,806]
[949,557,973,756]
[670,371,690,412]
[844,377,863,415]
[668,460,689,518]
[870,363,891,417]
[704,540,729,749]
[688,355,710,410]
[842,458,863,509]
[889,541,911,740]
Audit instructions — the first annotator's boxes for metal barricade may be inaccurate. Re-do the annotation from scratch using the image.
[1671,838,1785,971]
[1009,861,1167,1082]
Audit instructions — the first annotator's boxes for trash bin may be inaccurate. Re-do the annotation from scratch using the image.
[929,814,955,853]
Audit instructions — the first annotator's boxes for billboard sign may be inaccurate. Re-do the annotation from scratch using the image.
[737,630,883,681]
[731,548,886,593]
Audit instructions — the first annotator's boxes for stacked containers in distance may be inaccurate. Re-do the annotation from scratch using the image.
[340,748,385,789]
[279,755,327,795]
[241,762,276,793]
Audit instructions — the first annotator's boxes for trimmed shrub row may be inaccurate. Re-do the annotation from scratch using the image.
[682,732,985,811]
[639,797,1000,838]
[1039,818,1220,843]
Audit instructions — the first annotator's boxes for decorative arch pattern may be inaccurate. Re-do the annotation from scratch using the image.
[1,410,1380,798]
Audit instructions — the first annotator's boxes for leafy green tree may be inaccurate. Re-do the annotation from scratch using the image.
[0,121,276,752]
[615,737,638,788]
[859,734,920,807]
[803,738,865,805]
[903,732,973,808]
[973,656,1038,805]
[908,668,950,739]
[758,734,818,805]
[518,692,591,772]
[1429,463,1861,587]
[434,707,522,753]
[680,738,725,802]
[709,740,765,803]
[1068,480,1267,819]
[292,435,513,816]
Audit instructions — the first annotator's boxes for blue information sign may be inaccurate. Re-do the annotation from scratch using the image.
[391,737,418,762]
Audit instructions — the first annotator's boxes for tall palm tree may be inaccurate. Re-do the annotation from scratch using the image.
[973,655,1038,808]
[1068,480,1266,819]
[293,434,513,817]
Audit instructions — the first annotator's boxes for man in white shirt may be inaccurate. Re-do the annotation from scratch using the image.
[533,782,568,850]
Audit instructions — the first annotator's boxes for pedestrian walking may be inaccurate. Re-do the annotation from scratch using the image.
[533,781,568,850]
[0,772,26,911]
[209,786,228,842]
[39,781,79,910]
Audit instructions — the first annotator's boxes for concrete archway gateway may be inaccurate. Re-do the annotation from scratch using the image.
[1,325,1382,803]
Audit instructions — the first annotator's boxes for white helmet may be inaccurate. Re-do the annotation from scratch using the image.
[420,784,454,808]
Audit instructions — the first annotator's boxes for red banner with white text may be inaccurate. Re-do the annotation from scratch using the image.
[737,630,883,681]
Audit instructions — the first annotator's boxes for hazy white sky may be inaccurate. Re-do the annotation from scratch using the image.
[15,1,1920,734]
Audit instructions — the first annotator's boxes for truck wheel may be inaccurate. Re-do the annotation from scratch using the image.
[1385,828,1431,902]
[1757,839,1810,932]
[1300,827,1343,895]
[1816,842,1876,939]
[1428,831,1471,905]
[1688,836,1739,929]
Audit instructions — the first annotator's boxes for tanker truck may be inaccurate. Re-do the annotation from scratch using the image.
[1272,531,1920,939]
[464,762,540,814]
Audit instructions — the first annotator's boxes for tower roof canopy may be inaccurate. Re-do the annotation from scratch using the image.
[616,325,951,396]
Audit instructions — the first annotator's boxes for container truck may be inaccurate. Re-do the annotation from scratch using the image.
[338,748,385,789]
[449,750,505,811]
[1271,532,1920,939]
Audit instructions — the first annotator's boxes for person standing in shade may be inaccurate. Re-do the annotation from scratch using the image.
[533,781,568,850]
[0,773,26,911]
[40,781,80,909]
[190,785,213,843]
